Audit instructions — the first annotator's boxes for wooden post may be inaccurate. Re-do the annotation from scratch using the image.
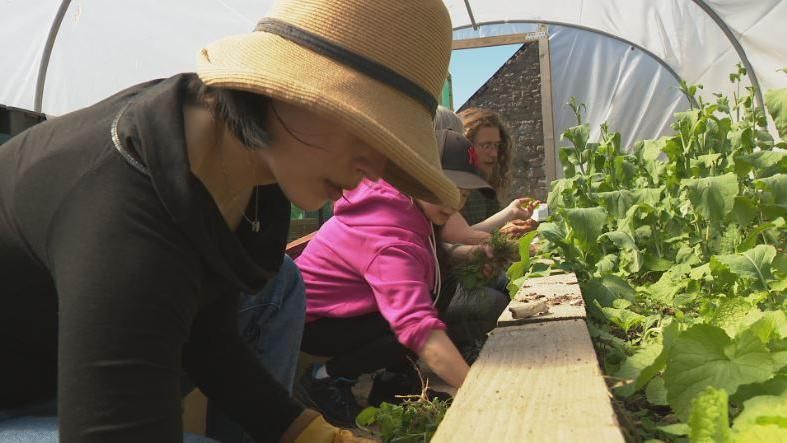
[538,24,558,186]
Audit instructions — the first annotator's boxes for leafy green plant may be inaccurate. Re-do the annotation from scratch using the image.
[506,65,787,441]
[453,230,517,291]
[356,370,451,443]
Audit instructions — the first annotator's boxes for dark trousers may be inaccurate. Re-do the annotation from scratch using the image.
[300,283,508,379]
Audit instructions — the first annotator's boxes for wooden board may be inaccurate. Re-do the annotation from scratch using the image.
[432,320,624,443]
[285,231,316,259]
[498,273,585,326]
[452,31,547,50]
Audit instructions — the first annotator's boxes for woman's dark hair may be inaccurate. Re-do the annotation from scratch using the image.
[185,76,271,150]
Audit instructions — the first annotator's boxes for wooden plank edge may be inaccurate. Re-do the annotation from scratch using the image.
[452,31,547,50]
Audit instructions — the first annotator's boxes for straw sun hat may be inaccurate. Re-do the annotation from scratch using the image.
[197,0,460,208]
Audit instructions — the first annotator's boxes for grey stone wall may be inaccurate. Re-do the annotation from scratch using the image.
[459,42,547,202]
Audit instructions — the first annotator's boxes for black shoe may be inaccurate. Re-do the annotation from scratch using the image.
[368,369,452,406]
[294,365,362,428]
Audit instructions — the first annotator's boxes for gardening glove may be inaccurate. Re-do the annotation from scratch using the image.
[292,414,375,443]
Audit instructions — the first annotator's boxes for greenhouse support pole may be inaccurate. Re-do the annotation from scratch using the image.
[689,0,765,115]
[34,0,72,113]
[463,0,478,30]
[538,24,557,188]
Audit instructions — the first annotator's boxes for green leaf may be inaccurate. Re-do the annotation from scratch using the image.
[647,376,669,406]
[582,276,635,319]
[691,153,723,173]
[506,231,539,284]
[735,151,787,178]
[595,253,619,274]
[766,87,787,140]
[635,321,681,391]
[559,148,577,177]
[644,266,691,305]
[537,221,567,245]
[730,196,758,227]
[356,406,379,427]
[732,391,787,439]
[688,387,731,443]
[644,254,674,272]
[739,217,785,252]
[744,311,787,344]
[731,424,787,442]
[664,324,775,419]
[754,174,787,217]
[562,124,589,151]
[601,305,646,333]
[613,156,637,185]
[681,173,739,225]
[713,245,777,290]
[600,230,639,250]
[733,375,787,405]
[563,206,608,246]
[658,423,690,437]
[614,342,663,397]
[711,298,763,338]
[518,231,539,264]
[547,178,575,208]
[595,190,637,219]
[637,138,669,184]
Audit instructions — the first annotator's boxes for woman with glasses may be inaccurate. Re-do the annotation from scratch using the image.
[437,108,539,247]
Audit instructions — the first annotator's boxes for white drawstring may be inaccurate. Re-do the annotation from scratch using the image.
[428,224,442,306]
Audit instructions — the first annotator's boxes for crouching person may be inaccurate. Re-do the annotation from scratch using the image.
[294,130,509,426]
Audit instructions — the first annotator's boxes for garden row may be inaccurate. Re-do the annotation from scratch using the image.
[506,65,787,442]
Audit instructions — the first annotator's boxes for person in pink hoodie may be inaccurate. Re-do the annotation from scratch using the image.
[294,130,509,426]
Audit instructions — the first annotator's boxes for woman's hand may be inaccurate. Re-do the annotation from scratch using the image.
[503,197,541,222]
[504,198,531,221]
[499,219,539,239]
[418,330,470,389]
[473,243,496,278]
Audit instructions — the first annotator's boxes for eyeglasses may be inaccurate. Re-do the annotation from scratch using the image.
[475,142,504,152]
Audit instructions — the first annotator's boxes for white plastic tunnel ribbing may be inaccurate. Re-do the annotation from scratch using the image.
[0,1,784,158]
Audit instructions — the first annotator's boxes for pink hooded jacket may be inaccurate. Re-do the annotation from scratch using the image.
[295,179,445,353]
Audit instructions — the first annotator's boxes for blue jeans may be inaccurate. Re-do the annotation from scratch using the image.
[0,403,215,443]
[0,257,306,443]
[205,255,306,443]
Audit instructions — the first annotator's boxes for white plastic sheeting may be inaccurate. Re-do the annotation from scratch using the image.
[455,23,691,175]
[548,25,689,156]
[0,1,784,146]
[0,0,273,115]
[445,0,787,107]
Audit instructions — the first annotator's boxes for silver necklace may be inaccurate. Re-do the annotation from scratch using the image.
[243,187,261,233]
[112,103,261,233]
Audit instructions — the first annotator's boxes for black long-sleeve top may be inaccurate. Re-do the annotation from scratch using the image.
[0,74,304,442]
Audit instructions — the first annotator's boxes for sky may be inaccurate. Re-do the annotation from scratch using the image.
[448,44,522,109]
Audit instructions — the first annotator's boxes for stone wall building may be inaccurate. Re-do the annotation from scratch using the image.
[459,41,547,202]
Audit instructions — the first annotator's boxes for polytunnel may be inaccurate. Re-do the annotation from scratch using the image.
[1,0,785,162]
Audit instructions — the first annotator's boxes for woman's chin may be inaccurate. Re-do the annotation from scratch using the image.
[288,195,327,212]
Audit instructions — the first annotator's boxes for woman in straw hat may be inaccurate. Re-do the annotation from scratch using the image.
[0,0,458,441]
